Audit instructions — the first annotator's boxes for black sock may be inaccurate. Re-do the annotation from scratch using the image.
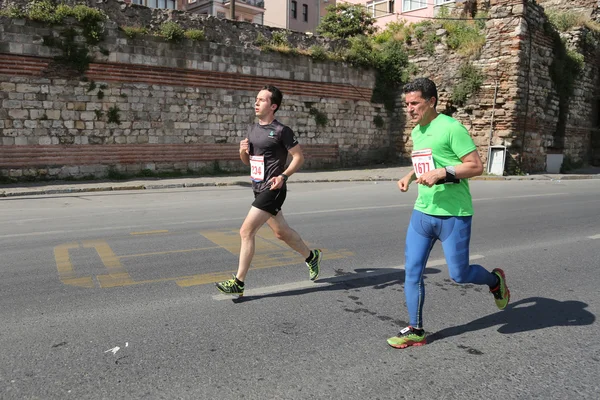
[305,250,315,263]
[490,274,500,289]
[235,277,244,286]
[412,327,424,335]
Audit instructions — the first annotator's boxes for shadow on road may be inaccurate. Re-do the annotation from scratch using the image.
[232,266,442,303]
[427,297,596,344]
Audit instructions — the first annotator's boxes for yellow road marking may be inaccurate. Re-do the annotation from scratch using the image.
[176,248,354,287]
[118,246,221,259]
[130,230,169,235]
[54,242,94,288]
[82,240,134,288]
[54,228,354,288]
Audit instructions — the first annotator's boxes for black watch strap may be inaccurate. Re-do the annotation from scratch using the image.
[280,174,288,182]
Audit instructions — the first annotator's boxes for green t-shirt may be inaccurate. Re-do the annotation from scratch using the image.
[411,114,477,216]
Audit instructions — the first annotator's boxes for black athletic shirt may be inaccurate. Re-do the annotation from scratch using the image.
[247,119,299,192]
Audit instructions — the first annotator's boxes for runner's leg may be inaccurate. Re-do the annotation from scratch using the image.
[266,211,311,259]
[439,216,497,286]
[404,210,436,329]
[236,206,273,282]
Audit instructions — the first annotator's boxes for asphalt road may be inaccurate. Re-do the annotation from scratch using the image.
[1,179,599,399]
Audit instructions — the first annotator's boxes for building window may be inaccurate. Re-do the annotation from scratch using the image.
[403,0,426,12]
[367,0,395,17]
[217,11,226,18]
[435,0,455,5]
[302,4,308,22]
[291,1,297,19]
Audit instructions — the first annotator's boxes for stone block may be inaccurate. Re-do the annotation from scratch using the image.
[8,109,28,119]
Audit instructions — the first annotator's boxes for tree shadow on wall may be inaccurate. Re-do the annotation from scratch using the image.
[427,297,595,344]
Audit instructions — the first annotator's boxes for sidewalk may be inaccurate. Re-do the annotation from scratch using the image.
[1,165,599,198]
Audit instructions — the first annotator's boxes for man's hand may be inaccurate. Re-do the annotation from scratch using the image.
[239,138,249,154]
[398,176,412,192]
[269,175,285,190]
[415,168,446,187]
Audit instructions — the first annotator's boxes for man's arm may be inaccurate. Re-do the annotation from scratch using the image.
[269,144,304,190]
[415,150,483,187]
[239,138,250,166]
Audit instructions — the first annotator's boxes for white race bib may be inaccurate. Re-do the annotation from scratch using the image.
[250,155,264,182]
[411,148,435,178]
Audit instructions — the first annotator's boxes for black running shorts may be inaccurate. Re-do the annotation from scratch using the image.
[252,185,287,216]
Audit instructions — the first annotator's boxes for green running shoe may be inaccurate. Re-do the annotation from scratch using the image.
[387,326,426,349]
[215,275,244,297]
[306,249,322,281]
[490,268,510,310]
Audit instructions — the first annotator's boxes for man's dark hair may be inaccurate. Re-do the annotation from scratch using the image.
[403,78,438,108]
[262,85,283,113]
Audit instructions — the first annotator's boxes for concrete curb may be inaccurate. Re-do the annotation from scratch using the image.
[1,174,598,198]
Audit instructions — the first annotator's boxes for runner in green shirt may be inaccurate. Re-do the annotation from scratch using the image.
[387,78,511,349]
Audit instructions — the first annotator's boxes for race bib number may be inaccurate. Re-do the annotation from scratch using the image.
[250,155,264,182]
[411,148,435,178]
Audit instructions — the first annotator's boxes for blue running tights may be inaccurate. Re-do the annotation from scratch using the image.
[404,210,497,329]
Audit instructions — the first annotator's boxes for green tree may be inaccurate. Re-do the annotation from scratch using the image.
[317,3,376,39]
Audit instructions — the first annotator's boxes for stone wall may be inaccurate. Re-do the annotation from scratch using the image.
[396,0,599,172]
[534,0,599,17]
[0,1,388,181]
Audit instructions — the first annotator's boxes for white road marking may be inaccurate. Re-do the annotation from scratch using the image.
[0,193,571,238]
[213,255,485,300]
[589,234,600,240]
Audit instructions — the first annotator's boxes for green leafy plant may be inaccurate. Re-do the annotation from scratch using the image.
[26,0,56,22]
[271,31,289,46]
[317,3,376,39]
[94,110,103,120]
[107,105,121,124]
[158,21,185,42]
[121,26,149,38]
[373,115,385,129]
[184,29,205,41]
[309,45,327,61]
[546,10,588,32]
[451,63,484,106]
[309,107,328,127]
[0,5,25,18]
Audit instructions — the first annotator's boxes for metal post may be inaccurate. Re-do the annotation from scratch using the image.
[231,0,236,20]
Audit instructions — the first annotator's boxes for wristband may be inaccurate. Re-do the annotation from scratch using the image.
[280,174,288,182]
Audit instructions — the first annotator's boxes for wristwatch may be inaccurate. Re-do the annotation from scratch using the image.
[280,174,288,182]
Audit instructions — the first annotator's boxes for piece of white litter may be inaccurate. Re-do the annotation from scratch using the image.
[125,342,129,347]
[105,346,120,355]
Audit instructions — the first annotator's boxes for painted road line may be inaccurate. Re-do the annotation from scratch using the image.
[118,246,221,259]
[130,230,169,235]
[0,193,574,239]
[213,255,485,300]
[54,242,95,288]
[82,240,135,288]
[176,248,354,287]
[589,234,600,240]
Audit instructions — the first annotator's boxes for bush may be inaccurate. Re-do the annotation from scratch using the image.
[451,63,484,106]
[271,31,289,46]
[309,45,327,61]
[184,29,205,41]
[121,26,149,38]
[317,3,376,39]
[26,0,56,22]
[158,21,185,42]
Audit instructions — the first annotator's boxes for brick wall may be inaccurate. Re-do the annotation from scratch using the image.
[0,8,386,181]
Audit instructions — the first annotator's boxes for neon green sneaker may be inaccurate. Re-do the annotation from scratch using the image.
[306,249,322,281]
[387,326,426,349]
[215,275,244,297]
[490,268,510,310]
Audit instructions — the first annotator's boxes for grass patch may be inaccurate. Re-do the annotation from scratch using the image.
[121,26,149,39]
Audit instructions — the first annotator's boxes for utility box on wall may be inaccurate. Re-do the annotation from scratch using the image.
[487,145,506,176]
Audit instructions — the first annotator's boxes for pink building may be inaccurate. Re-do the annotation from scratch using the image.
[341,0,459,29]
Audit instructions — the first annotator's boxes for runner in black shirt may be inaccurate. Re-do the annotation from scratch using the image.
[215,85,323,297]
